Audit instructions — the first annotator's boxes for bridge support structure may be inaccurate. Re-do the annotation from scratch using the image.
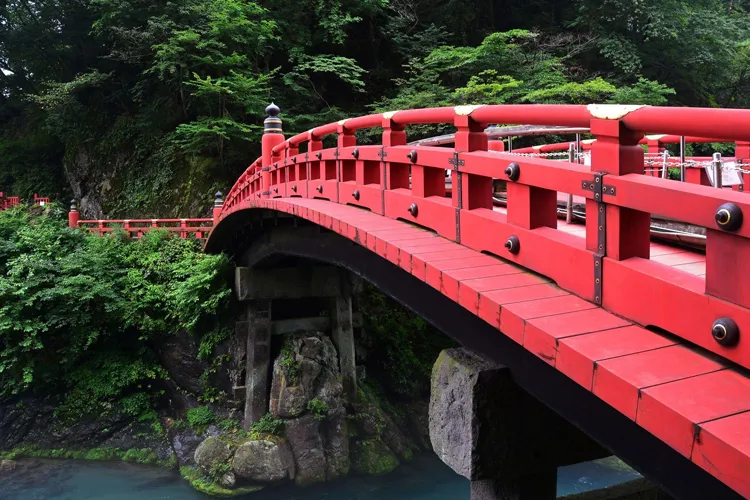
[430,348,608,500]
[234,264,362,429]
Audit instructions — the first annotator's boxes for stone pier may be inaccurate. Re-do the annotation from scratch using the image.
[234,265,362,429]
[430,348,608,500]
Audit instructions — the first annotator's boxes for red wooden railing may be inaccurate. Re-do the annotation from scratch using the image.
[219,103,750,373]
[0,193,49,210]
[68,194,222,239]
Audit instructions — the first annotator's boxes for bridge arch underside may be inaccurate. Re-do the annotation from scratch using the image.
[207,203,742,500]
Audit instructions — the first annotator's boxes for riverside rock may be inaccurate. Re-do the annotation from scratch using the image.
[194,436,235,472]
[232,438,295,482]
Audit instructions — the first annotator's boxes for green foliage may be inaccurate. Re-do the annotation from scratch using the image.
[187,406,217,429]
[307,398,329,420]
[250,413,285,435]
[0,207,231,419]
[358,283,457,399]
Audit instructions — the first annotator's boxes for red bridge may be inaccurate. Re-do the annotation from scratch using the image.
[203,103,750,500]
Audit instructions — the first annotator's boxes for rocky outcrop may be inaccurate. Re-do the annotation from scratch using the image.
[194,436,235,473]
[350,438,398,475]
[269,332,350,485]
[233,438,295,482]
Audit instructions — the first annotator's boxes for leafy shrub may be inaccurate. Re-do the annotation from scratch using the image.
[0,206,232,420]
[307,398,329,420]
[250,413,284,435]
[187,406,216,429]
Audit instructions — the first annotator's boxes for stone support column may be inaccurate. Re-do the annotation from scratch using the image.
[430,348,607,500]
[243,301,272,430]
[331,293,357,403]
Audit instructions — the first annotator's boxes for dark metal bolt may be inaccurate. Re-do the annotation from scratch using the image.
[352,190,360,201]
[292,185,297,192]
[408,203,418,217]
[407,150,418,163]
[712,317,740,347]
[274,188,278,194]
[505,162,521,182]
[352,149,360,159]
[316,152,323,160]
[505,235,520,255]
[715,203,743,232]
[317,185,323,193]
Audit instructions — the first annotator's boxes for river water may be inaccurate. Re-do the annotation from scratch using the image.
[0,454,643,500]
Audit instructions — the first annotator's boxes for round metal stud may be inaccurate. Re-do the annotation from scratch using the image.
[712,317,740,347]
[316,152,323,160]
[317,185,323,193]
[715,202,743,232]
[505,162,521,182]
[505,235,520,255]
[292,185,297,192]
[408,203,418,217]
[274,188,278,194]
[407,150,418,163]
[352,149,360,159]
[352,190,360,201]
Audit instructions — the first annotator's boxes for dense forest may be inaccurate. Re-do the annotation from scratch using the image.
[2,0,750,218]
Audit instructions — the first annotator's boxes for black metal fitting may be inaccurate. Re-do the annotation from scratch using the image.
[352,149,360,159]
[316,152,323,160]
[505,235,520,254]
[715,202,743,232]
[292,185,297,192]
[505,162,521,182]
[408,203,418,217]
[408,150,418,163]
[317,185,323,193]
[352,190,360,201]
[712,317,740,347]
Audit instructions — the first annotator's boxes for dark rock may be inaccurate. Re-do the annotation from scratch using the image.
[403,401,431,452]
[219,471,236,488]
[350,438,398,475]
[232,438,295,482]
[321,409,350,480]
[285,415,326,485]
[154,331,210,395]
[194,436,235,472]
[171,425,219,467]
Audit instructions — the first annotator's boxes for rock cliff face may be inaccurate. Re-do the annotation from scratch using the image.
[187,331,429,495]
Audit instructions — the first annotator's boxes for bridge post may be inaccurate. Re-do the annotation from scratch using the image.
[241,301,272,429]
[262,103,285,199]
[734,141,750,191]
[212,191,223,226]
[646,135,665,177]
[68,200,80,228]
[430,348,607,500]
[588,116,650,261]
[454,107,492,212]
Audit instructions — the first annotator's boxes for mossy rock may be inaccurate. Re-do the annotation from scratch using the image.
[180,466,263,497]
[350,438,398,476]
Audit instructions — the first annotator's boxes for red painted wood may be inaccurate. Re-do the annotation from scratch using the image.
[638,370,750,457]
[459,273,551,314]
[693,411,750,498]
[524,309,631,365]
[706,229,750,309]
[594,345,723,421]
[557,325,677,390]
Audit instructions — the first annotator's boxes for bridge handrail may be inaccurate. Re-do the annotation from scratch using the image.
[220,103,750,371]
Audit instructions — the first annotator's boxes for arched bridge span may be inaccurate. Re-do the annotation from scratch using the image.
[207,104,750,500]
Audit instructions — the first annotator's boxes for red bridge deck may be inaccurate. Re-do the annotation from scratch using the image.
[210,103,750,498]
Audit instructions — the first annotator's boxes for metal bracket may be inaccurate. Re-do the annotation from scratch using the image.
[593,254,603,305]
[581,173,616,200]
[449,152,465,168]
[262,191,271,196]
[261,167,271,172]
[305,152,309,163]
[379,146,387,209]
[378,147,388,161]
[333,148,340,159]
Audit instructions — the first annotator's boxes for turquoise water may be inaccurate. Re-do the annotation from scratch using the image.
[0,454,643,500]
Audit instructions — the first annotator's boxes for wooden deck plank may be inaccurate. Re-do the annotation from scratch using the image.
[556,326,678,391]
[693,411,750,499]
[637,370,750,458]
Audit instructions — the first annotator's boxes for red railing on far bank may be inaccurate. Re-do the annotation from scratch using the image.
[67,195,223,239]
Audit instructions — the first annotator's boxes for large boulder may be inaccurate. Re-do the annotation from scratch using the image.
[285,415,327,485]
[172,424,220,467]
[269,334,343,419]
[194,436,235,472]
[232,438,295,482]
